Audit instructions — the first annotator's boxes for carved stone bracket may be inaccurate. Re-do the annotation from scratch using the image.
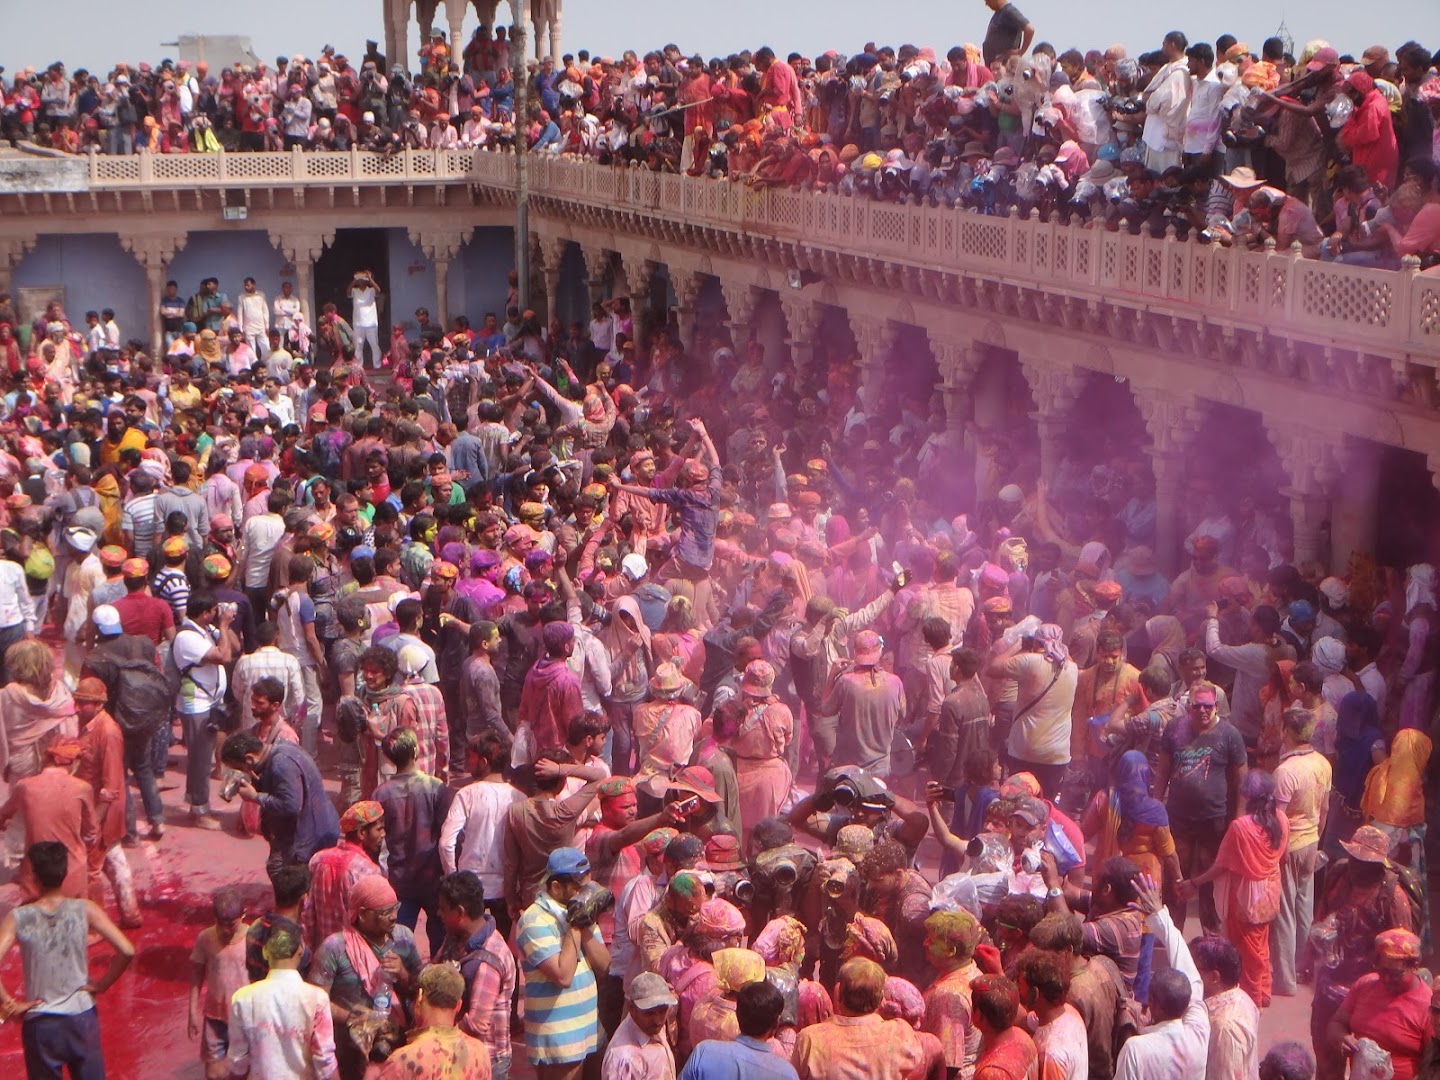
[719,280,759,331]
[120,232,187,270]
[1132,387,1206,457]
[621,256,657,302]
[780,296,819,347]
[1264,421,1341,497]
[408,227,466,264]
[1019,359,1087,418]
[267,228,334,266]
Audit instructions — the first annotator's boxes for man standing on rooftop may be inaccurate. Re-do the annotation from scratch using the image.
[981,0,1036,67]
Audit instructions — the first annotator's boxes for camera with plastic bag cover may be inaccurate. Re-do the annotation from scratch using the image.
[816,856,857,900]
[816,766,891,812]
[753,843,818,891]
[565,882,616,929]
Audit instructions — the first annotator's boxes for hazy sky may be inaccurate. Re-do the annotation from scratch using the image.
[3,1,1436,76]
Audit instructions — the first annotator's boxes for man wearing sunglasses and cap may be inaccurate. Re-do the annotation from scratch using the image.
[516,847,610,1080]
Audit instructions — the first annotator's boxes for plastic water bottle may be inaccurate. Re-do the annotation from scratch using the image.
[373,985,392,1013]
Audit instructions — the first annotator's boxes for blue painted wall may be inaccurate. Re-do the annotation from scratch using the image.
[386,225,513,339]
[14,234,147,344]
[167,230,289,310]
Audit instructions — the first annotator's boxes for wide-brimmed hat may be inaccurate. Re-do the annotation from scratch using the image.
[1220,166,1264,190]
[649,662,686,697]
[1341,825,1392,865]
[740,659,775,696]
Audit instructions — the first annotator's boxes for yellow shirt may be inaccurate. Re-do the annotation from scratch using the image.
[1273,746,1332,850]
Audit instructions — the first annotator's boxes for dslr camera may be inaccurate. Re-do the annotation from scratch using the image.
[565,882,615,929]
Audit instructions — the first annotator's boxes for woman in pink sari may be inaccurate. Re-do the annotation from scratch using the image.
[1181,770,1288,1006]
[731,659,793,847]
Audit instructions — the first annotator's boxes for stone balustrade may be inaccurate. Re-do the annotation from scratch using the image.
[61,147,1440,360]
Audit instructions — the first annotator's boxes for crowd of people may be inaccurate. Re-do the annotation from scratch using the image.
[7,16,1440,266]
[0,31,1434,1080]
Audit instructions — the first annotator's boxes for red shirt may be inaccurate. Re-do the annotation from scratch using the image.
[112,591,176,645]
[1343,973,1431,1080]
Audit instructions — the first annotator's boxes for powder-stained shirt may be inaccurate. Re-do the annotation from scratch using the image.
[227,969,338,1080]
[517,892,602,1065]
[1034,1003,1089,1080]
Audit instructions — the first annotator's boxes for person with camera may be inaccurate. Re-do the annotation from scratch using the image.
[516,847,611,1080]
[222,727,339,877]
[788,764,931,861]
[348,270,383,370]
[985,624,1078,800]
[173,591,241,831]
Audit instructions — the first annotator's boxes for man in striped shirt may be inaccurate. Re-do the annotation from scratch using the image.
[517,847,610,1080]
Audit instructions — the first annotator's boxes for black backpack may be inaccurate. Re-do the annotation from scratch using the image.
[106,654,174,736]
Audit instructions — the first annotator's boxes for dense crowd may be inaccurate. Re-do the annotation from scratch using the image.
[7,15,1440,266]
[0,60,1435,1080]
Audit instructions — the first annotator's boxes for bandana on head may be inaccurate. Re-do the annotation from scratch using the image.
[694,898,746,939]
[340,799,384,833]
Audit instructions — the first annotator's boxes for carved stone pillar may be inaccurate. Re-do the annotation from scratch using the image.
[1266,421,1340,569]
[1133,388,1206,574]
[1331,439,1380,574]
[268,229,334,328]
[779,295,819,371]
[0,235,38,305]
[121,233,188,357]
[534,235,568,329]
[672,270,703,356]
[549,14,562,61]
[408,228,468,328]
[1020,359,1085,482]
[579,244,612,306]
[846,314,897,415]
[444,0,466,65]
[621,256,657,359]
[719,279,758,350]
[928,336,984,437]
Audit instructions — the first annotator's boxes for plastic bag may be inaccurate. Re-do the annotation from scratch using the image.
[511,722,536,768]
[1352,1039,1394,1080]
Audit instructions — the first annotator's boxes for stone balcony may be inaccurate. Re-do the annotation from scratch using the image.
[3,146,1439,570]
[7,147,1422,369]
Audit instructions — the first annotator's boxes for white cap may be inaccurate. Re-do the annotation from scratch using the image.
[93,605,122,635]
[397,643,430,676]
[997,484,1024,504]
[620,553,648,581]
[65,526,97,553]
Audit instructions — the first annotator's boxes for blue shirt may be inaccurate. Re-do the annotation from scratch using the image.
[256,741,341,864]
[680,1036,799,1080]
[647,469,721,571]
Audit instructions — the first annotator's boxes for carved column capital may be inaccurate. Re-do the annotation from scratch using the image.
[0,234,38,270]
[672,269,703,310]
[621,256,657,300]
[1132,387,1206,457]
[408,227,466,264]
[719,280,759,330]
[1020,359,1086,418]
[268,228,334,266]
[928,336,984,391]
[849,314,897,362]
[578,243,612,284]
[1265,420,1341,496]
[779,296,820,346]
[120,232,187,270]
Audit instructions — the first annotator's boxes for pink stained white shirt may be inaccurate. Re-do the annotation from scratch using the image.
[226,968,338,1080]
[1203,987,1259,1080]
[602,1012,677,1080]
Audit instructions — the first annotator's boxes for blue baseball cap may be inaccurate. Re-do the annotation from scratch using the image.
[545,848,590,880]
[1288,600,1315,623]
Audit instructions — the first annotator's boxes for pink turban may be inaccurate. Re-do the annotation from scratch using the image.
[349,875,398,917]
[753,915,807,967]
[880,976,926,1026]
[845,914,898,967]
[694,898,747,940]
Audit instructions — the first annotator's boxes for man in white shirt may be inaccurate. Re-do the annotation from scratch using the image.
[1114,875,1210,1080]
[273,281,302,342]
[265,331,295,383]
[438,730,523,916]
[1191,935,1258,1080]
[227,924,338,1079]
[1182,44,1224,168]
[1141,31,1193,172]
[348,270,382,369]
[238,277,270,359]
[280,85,312,148]
[100,309,121,349]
